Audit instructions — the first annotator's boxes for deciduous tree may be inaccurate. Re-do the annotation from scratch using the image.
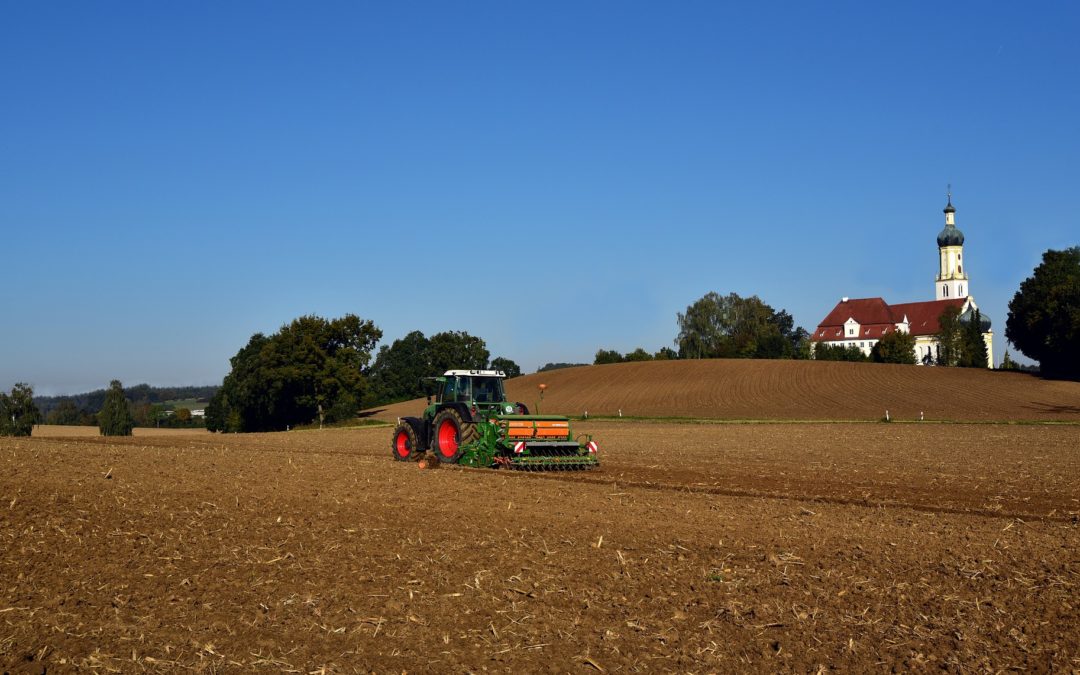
[594,349,624,365]
[676,292,806,359]
[0,383,41,437]
[935,306,964,367]
[871,329,916,364]
[206,315,382,432]
[489,357,521,378]
[1006,247,1080,380]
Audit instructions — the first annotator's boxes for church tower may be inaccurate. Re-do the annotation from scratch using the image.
[935,190,968,300]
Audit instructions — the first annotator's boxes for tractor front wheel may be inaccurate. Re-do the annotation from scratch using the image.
[431,409,477,464]
[391,421,419,461]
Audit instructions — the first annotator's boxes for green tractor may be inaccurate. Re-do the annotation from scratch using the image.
[390,369,599,470]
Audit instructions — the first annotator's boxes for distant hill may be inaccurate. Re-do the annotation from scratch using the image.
[366,360,1080,423]
[35,384,219,417]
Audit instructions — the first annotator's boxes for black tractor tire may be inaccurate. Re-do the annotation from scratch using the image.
[515,402,530,415]
[431,408,478,464]
[391,421,420,462]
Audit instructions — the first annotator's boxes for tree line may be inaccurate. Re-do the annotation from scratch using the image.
[1,379,148,437]
[35,384,218,424]
[204,316,522,433]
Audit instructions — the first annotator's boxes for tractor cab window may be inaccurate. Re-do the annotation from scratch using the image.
[439,378,455,404]
[471,377,505,403]
[455,376,472,402]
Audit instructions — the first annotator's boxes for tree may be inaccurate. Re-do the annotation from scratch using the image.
[1006,247,1080,380]
[0,383,41,437]
[490,357,521,378]
[366,331,433,405]
[594,349,624,365]
[98,380,134,436]
[206,315,382,432]
[676,292,805,359]
[45,398,81,425]
[935,306,964,366]
[871,329,916,364]
[537,362,587,372]
[1001,350,1018,371]
[428,331,489,374]
[813,343,869,362]
[174,407,193,423]
[654,347,678,360]
[958,308,989,368]
[624,348,654,362]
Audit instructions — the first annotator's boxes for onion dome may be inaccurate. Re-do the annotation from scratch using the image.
[937,223,965,246]
[937,195,964,246]
[960,306,992,331]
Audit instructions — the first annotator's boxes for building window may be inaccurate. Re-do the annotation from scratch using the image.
[943,285,948,297]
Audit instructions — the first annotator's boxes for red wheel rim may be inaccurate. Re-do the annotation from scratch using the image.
[437,419,458,458]
[395,431,410,458]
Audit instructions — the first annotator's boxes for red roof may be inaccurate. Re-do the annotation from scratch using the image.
[812,297,966,342]
[889,299,965,335]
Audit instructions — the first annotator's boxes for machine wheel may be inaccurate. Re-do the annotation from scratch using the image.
[391,421,420,461]
[431,408,477,464]
[515,402,530,415]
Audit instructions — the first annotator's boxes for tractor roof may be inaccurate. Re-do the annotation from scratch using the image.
[443,369,506,378]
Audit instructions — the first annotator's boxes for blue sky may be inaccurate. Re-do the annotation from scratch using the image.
[2,2,1077,395]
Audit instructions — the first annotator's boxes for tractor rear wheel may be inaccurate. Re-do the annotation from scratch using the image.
[431,408,477,464]
[391,421,419,461]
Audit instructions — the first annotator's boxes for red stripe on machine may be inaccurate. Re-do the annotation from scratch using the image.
[514,441,526,454]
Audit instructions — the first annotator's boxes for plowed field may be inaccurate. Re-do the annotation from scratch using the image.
[371,361,1080,423]
[3,422,1078,672]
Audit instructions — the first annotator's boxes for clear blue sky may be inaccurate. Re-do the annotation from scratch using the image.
[3,2,1077,395]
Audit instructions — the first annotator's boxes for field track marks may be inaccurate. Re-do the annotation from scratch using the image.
[448,464,1080,524]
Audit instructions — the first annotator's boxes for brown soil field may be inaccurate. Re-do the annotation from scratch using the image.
[369,360,1080,423]
[2,421,1078,672]
[31,426,210,438]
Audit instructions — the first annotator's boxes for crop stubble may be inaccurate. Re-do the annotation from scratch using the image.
[1,422,1078,672]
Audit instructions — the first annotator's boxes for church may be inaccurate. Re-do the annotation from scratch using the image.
[810,194,994,367]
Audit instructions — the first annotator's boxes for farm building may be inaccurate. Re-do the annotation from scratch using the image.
[811,194,994,367]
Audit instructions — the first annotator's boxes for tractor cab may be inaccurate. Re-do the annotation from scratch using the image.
[423,370,522,422]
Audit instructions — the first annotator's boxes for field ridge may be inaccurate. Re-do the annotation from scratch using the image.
[369,359,1080,422]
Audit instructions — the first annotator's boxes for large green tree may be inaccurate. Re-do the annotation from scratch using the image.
[489,357,521,378]
[365,330,496,405]
[367,330,433,405]
[958,308,989,368]
[98,380,134,436]
[1006,247,1080,379]
[935,306,964,367]
[0,383,41,437]
[207,314,382,432]
[428,331,489,374]
[871,329,916,364]
[676,292,805,359]
[594,349,624,365]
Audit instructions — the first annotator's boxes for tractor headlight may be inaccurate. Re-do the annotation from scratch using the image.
[505,404,513,414]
